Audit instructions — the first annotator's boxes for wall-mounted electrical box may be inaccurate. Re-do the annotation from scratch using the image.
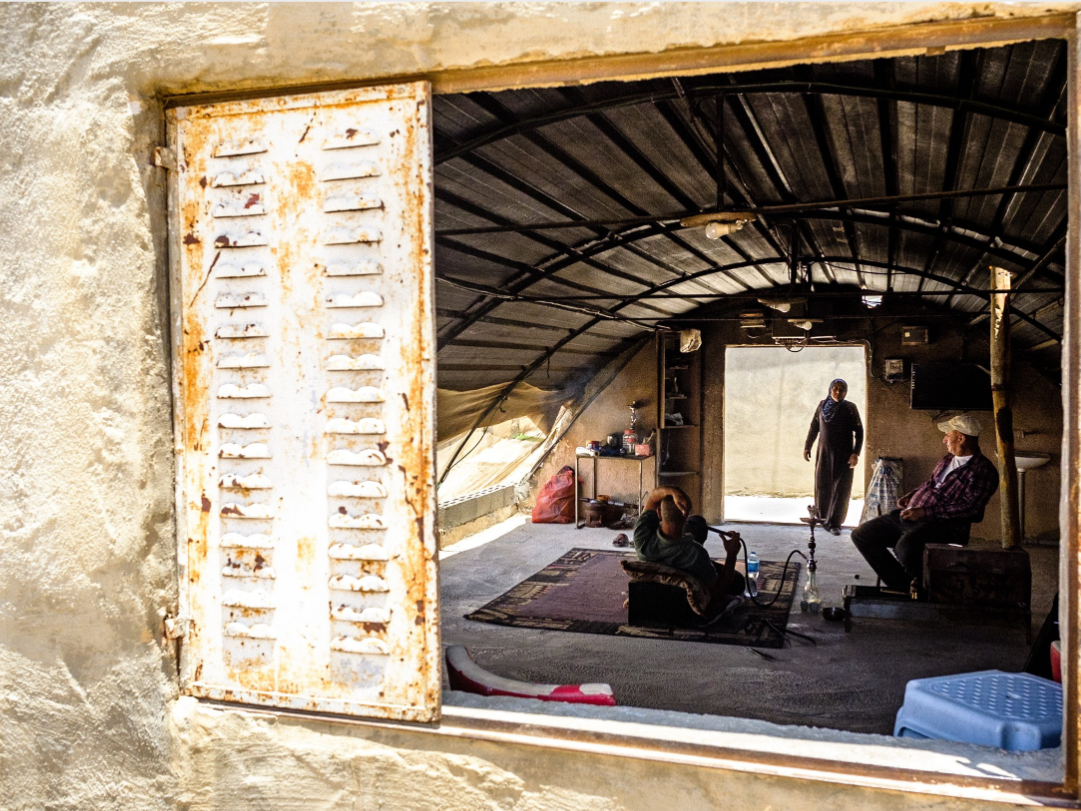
[902,326,929,345]
[883,358,905,383]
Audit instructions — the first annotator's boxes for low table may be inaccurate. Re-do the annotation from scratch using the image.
[574,452,651,529]
[843,584,1031,641]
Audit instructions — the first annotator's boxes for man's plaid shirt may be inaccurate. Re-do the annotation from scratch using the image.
[907,451,999,522]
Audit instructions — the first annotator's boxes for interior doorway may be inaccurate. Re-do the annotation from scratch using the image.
[724,345,867,525]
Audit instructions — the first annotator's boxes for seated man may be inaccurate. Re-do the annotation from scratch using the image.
[633,485,745,609]
[851,415,998,594]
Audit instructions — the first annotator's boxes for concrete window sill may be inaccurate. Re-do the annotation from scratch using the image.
[441,694,1069,806]
[186,693,1072,807]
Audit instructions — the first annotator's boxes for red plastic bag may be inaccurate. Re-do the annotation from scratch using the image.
[531,465,578,524]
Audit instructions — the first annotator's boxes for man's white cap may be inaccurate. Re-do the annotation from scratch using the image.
[938,414,981,437]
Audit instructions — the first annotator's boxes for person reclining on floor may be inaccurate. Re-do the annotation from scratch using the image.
[633,485,745,609]
[851,414,998,596]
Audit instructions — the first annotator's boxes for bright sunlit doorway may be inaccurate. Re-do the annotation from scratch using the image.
[724,345,867,525]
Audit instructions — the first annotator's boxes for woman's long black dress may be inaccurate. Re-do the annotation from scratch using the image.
[804,399,864,529]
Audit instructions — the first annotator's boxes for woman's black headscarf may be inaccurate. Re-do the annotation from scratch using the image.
[821,378,848,423]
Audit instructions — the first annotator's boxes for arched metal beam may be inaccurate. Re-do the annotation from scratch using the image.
[454,252,1057,330]
[437,242,1061,484]
[435,183,1066,245]
[441,251,1062,339]
[437,79,1066,165]
[436,218,782,350]
[435,237,671,316]
[436,188,671,294]
[436,199,1065,351]
[441,203,1061,295]
[796,210,1064,272]
[781,256,1061,342]
[442,251,1062,348]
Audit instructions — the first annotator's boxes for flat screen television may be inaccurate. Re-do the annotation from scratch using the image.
[910,363,993,411]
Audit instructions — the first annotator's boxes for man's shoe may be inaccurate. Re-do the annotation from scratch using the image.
[879,584,910,597]
[828,525,841,536]
[909,578,928,602]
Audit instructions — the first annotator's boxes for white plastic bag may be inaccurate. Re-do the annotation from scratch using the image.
[679,328,702,353]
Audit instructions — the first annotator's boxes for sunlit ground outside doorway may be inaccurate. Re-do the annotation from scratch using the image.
[723,495,864,526]
[723,345,867,526]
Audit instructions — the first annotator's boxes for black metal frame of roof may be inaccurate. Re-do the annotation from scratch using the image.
[432,39,1068,414]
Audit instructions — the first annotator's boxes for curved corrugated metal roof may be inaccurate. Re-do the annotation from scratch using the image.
[433,42,1066,405]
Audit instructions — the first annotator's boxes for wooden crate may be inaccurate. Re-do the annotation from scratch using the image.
[923,544,1031,610]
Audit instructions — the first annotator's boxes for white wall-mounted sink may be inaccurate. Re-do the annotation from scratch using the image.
[1015,451,1052,471]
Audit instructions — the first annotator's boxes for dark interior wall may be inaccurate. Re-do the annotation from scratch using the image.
[700,310,1063,542]
[527,310,1061,542]
[862,320,1062,543]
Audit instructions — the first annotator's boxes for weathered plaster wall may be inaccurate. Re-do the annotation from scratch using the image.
[172,697,1063,811]
[532,341,658,509]
[0,3,1075,810]
[0,6,180,809]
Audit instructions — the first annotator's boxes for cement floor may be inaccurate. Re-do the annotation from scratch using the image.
[440,518,1059,735]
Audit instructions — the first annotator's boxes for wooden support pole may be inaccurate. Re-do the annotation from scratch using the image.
[990,265,1021,549]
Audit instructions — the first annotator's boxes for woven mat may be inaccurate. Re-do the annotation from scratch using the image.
[465,548,800,648]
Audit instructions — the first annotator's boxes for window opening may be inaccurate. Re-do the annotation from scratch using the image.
[436,415,545,502]
[430,34,1069,789]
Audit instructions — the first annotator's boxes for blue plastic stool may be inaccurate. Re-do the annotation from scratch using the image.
[894,670,1062,751]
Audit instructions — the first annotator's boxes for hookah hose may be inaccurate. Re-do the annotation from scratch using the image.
[708,527,807,608]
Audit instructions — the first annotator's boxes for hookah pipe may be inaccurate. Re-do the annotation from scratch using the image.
[706,526,807,608]
[706,524,818,647]
[798,506,824,612]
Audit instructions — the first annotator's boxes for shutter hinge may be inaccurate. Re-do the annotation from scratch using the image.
[164,612,189,640]
[153,146,177,171]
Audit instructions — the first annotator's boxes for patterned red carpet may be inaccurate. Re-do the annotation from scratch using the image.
[466,548,799,648]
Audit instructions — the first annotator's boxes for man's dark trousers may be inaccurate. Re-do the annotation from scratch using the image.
[851,509,968,590]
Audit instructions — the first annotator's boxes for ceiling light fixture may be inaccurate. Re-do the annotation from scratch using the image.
[679,210,757,240]
[759,298,791,313]
[757,297,807,313]
[704,220,745,239]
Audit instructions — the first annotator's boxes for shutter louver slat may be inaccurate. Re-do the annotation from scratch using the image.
[170,83,439,722]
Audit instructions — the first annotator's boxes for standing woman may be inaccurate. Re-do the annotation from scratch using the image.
[804,379,863,535]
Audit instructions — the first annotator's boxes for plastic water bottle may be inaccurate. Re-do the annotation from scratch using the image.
[747,551,760,590]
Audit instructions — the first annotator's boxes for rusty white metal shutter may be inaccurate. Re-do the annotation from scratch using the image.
[167,83,439,721]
